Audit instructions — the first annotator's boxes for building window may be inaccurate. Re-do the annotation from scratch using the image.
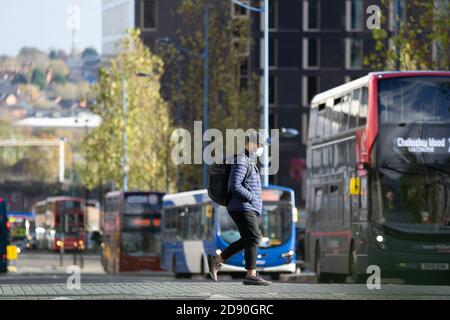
[346,0,362,31]
[302,76,319,106]
[389,0,407,31]
[232,0,250,18]
[269,37,277,67]
[240,58,249,90]
[346,38,363,69]
[269,75,277,104]
[269,0,278,29]
[303,0,320,31]
[303,38,320,68]
[141,0,157,30]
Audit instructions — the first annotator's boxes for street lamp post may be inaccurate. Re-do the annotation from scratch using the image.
[202,5,209,189]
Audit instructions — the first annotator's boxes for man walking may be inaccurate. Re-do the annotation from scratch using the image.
[208,133,271,285]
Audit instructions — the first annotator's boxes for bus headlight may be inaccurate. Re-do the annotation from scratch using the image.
[215,249,222,256]
[372,226,386,249]
[56,240,63,247]
[281,250,295,258]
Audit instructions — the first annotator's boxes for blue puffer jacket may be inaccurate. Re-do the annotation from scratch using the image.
[227,151,262,215]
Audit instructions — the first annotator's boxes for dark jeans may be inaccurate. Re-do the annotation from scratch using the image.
[220,210,260,270]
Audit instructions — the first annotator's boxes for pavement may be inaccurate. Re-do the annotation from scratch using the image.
[1,251,449,300]
[1,280,450,300]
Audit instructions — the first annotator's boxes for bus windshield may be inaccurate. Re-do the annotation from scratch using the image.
[372,167,450,232]
[121,231,161,256]
[125,194,162,214]
[218,204,292,248]
[378,76,450,124]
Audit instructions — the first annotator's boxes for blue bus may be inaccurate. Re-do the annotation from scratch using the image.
[161,185,297,277]
[0,197,8,273]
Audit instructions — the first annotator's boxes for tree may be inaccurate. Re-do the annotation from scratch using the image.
[161,0,260,190]
[31,68,46,90]
[366,0,450,70]
[18,84,42,104]
[51,82,90,100]
[48,59,69,83]
[79,29,175,192]
[82,47,99,59]
[18,47,50,72]
[12,73,28,85]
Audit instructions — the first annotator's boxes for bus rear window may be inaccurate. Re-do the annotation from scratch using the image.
[57,201,81,210]
[378,76,450,124]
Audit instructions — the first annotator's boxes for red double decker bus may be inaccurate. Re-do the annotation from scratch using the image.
[306,71,450,284]
[35,197,85,251]
[102,191,164,273]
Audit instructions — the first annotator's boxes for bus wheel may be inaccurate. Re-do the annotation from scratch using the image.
[350,248,365,284]
[315,244,330,283]
[330,274,346,283]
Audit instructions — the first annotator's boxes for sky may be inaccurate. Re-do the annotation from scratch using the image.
[0,0,102,56]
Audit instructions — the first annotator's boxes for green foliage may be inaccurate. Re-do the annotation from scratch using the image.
[31,68,46,90]
[82,47,99,59]
[79,29,175,192]
[18,47,50,71]
[366,0,450,70]
[51,82,90,100]
[162,0,260,190]
[12,73,27,85]
[49,59,69,83]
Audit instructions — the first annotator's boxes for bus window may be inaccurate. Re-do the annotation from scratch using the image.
[317,103,326,139]
[331,97,342,135]
[337,142,348,168]
[379,76,450,124]
[349,140,356,168]
[322,146,330,171]
[187,206,202,240]
[308,107,318,139]
[329,184,340,223]
[340,94,351,131]
[349,89,360,128]
[313,187,323,223]
[313,149,322,174]
[324,99,334,138]
[359,87,368,126]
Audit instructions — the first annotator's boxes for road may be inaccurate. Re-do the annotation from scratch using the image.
[0,251,449,300]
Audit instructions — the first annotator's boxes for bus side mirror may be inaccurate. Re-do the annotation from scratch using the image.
[349,177,361,196]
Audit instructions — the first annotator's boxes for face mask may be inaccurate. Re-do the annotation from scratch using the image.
[255,146,264,157]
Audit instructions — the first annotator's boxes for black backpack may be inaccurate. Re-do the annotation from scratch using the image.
[207,154,252,206]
